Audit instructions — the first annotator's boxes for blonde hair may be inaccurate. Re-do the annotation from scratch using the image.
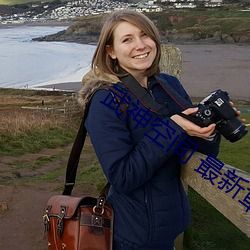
[92,10,161,77]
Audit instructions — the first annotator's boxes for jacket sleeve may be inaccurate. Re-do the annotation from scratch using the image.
[85,89,187,194]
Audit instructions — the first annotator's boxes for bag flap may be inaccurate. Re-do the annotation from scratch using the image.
[46,195,96,218]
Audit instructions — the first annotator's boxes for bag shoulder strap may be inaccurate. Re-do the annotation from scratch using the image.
[62,86,113,196]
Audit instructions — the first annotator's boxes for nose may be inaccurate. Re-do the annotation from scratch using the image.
[134,37,146,50]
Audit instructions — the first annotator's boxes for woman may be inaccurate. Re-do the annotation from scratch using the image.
[79,10,221,250]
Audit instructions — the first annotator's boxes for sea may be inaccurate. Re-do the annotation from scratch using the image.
[0,25,95,89]
[0,25,249,101]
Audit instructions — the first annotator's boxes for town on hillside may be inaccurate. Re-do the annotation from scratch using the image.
[0,0,226,25]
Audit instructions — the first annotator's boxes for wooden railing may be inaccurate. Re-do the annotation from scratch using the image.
[174,152,250,250]
[182,152,250,238]
[159,45,250,249]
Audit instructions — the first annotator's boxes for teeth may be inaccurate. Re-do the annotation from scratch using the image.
[133,53,148,59]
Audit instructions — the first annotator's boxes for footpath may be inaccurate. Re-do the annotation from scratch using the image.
[0,140,92,250]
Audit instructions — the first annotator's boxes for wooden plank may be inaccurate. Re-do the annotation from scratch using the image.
[181,152,250,238]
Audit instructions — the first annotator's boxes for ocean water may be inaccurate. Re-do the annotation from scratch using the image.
[0,25,95,89]
[0,25,249,101]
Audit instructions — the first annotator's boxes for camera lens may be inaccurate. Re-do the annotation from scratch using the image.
[217,118,248,142]
[227,123,248,142]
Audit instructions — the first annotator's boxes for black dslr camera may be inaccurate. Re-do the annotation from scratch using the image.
[182,89,248,142]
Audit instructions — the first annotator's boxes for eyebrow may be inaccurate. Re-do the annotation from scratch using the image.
[120,30,144,40]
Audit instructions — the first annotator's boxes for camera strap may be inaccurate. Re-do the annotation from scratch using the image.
[119,69,194,115]
[119,74,169,115]
[154,75,194,110]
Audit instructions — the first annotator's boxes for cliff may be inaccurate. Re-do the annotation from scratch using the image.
[33,12,250,45]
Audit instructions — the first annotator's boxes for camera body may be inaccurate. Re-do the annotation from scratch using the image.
[188,89,248,142]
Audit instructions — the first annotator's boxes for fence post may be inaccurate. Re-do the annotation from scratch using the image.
[159,45,182,80]
[160,44,184,250]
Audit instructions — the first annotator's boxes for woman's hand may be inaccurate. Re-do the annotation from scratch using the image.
[170,107,216,139]
[230,101,246,123]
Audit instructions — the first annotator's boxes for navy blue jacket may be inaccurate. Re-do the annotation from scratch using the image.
[85,73,220,249]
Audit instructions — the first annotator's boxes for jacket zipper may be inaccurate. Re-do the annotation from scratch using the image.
[144,184,154,243]
[149,89,155,101]
[144,190,148,203]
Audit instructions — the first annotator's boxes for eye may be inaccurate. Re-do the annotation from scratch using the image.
[141,32,148,37]
[122,37,132,43]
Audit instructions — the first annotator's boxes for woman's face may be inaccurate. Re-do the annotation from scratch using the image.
[107,21,157,76]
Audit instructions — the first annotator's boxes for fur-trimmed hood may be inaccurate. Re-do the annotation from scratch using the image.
[78,69,120,108]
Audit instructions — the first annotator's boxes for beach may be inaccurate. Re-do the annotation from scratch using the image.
[1,23,249,101]
[177,44,250,102]
[38,43,250,102]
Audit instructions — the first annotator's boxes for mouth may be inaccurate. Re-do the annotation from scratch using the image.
[133,53,149,59]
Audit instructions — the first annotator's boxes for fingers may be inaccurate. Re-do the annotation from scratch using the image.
[230,101,247,123]
[190,123,216,138]
[184,122,216,138]
[171,114,216,139]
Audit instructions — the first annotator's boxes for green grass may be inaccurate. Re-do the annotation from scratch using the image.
[35,165,66,182]
[75,157,107,195]
[145,10,250,43]
[184,188,250,250]
[170,9,250,18]
[218,113,250,172]
[218,134,250,172]
[11,153,66,170]
[0,126,77,157]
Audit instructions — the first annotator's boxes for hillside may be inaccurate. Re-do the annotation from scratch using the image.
[33,11,250,44]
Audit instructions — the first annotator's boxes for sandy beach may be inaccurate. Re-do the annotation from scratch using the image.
[37,43,250,102]
[177,44,250,102]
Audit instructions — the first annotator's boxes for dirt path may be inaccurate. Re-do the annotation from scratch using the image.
[0,138,93,250]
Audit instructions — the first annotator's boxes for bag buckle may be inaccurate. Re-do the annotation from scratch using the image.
[43,207,51,233]
[93,205,104,215]
[56,206,66,238]
[91,215,103,227]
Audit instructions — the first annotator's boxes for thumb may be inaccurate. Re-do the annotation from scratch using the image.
[182,107,199,116]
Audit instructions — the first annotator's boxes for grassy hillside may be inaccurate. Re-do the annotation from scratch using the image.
[0,88,81,156]
[1,88,249,249]
[44,10,250,44]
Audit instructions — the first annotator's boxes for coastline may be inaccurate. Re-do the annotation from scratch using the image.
[0,20,76,29]
[1,23,249,101]
[34,43,250,102]
[34,81,82,92]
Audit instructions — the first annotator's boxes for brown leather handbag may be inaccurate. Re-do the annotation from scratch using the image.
[43,111,113,250]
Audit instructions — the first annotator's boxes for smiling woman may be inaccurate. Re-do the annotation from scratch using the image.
[76,9,243,250]
[106,21,157,88]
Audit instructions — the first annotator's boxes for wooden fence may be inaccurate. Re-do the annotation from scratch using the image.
[21,106,67,113]
[174,152,250,250]
[21,102,81,116]
[158,45,250,249]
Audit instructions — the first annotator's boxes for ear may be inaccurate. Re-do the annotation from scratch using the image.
[106,45,116,60]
